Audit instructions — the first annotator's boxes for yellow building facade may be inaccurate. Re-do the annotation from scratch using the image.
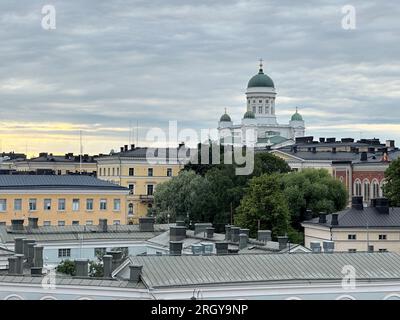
[0,175,129,226]
[96,146,189,223]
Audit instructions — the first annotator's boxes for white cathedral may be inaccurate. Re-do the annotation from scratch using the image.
[218,61,305,149]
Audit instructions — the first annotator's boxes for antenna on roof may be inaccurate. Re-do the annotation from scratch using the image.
[136,120,139,147]
[129,120,132,145]
[79,130,83,174]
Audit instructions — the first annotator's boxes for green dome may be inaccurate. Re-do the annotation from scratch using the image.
[291,110,303,121]
[244,110,255,119]
[247,68,274,88]
[220,113,231,122]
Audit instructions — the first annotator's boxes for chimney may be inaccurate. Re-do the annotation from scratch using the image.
[107,251,123,270]
[215,242,229,255]
[318,213,327,224]
[310,241,321,253]
[368,245,374,253]
[23,239,35,259]
[323,240,335,253]
[15,254,24,274]
[331,213,339,226]
[319,137,325,143]
[375,198,389,214]
[352,196,364,210]
[304,209,313,220]
[130,144,135,150]
[386,140,395,148]
[28,217,39,229]
[277,236,288,250]
[194,223,212,236]
[225,225,232,241]
[120,147,124,152]
[129,265,143,283]
[139,217,155,232]
[75,259,89,277]
[8,257,18,274]
[206,227,215,239]
[239,228,250,237]
[360,152,368,161]
[124,145,128,152]
[33,246,43,268]
[239,233,248,250]
[11,219,25,231]
[99,219,108,232]
[103,255,113,278]
[230,227,240,242]
[370,198,377,207]
[27,243,35,267]
[191,244,204,255]
[14,237,26,254]
[169,241,183,256]
[257,230,272,242]
[169,226,186,241]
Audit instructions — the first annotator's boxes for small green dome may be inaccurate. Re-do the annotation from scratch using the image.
[220,113,231,122]
[291,109,303,121]
[247,68,274,88]
[244,110,255,119]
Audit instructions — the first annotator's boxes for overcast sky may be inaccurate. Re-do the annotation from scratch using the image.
[1,0,399,156]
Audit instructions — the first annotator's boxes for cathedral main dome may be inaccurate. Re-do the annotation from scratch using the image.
[247,67,274,88]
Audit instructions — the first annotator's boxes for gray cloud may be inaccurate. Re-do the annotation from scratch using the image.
[0,0,399,155]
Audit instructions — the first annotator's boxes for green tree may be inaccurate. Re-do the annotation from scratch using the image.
[384,158,400,206]
[89,261,104,278]
[234,174,291,238]
[56,260,76,276]
[280,169,348,227]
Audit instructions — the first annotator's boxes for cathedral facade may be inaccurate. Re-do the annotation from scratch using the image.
[218,62,305,148]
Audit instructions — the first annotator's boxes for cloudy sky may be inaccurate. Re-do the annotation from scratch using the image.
[1,0,399,156]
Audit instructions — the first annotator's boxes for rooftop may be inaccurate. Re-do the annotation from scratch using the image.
[0,175,127,191]
[116,252,400,288]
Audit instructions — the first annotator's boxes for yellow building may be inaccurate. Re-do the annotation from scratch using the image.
[96,145,190,223]
[302,196,400,253]
[10,153,98,175]
[0,175,129,226]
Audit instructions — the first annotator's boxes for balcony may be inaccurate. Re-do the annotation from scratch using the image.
[139,195,154,203]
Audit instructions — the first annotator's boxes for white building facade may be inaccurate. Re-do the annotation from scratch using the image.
[218,62,305,148]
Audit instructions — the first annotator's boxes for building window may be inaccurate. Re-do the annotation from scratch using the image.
[100,199,107,210]
[258,106,263,114]
[129,168,134,176]
[58,221,65,226]
[147,184,154,196]
[58,199,66,211]
[148,168,153,177]
[72,199,80,211]
[29,199,37,211]
[44,199,51,211]
[348,234,356,240]
[348,249,357,253]
[57,170,62,175]
[112,168,115,176]
[86,220,93,226]
[14,199,22,211]
[117,168,120,176]
[354,180,361,196]
[0,199,7,212]
[167,168,172,177]
[128,184,135,195]
[43,221,51,226]
[58,248,71,258]
[363,180,370,202]
[107,168,110,176]
[113,220,121,225]
[372,180,380,199]
[86,199,94,211]
[379,234,387,240]
[72,221,79,225]
[113,199,121,211]
[128,203,134,216]
[379,249,388,252]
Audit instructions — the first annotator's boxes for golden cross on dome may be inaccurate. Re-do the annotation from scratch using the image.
[259,58,263,69]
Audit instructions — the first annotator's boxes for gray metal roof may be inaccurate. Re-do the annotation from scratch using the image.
[0,224,170,243]
[303,207,400,228]
[98,147,192,160]
[0,247,14,270]
[121,252,400,288]
[0,175,128,190]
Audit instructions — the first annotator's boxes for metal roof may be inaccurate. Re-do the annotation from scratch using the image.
[122,252,400,288]
[303,207,400,228]
[0,224,170,243]
[98,147,192,160]
[0,175,128,190]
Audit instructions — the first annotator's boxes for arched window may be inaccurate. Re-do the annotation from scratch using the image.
[372,179,380,199]
[354,179,362,196]
[380,180,386,197]
[363,179,370,202]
